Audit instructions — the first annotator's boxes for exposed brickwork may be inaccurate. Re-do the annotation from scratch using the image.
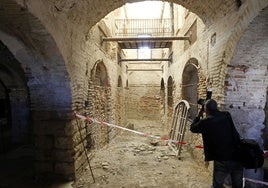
[0,0,266,182]
[224,6,268,147]
[126,86,162,120]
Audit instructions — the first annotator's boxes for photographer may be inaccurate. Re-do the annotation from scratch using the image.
[190,99,243,188]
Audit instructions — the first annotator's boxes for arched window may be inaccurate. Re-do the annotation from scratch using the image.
[92,61,109,87]
[126,80,128,88]
[118,76,122,88]
[161,78,165,90]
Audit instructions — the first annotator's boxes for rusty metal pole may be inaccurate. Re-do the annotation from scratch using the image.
[75,116,95,183]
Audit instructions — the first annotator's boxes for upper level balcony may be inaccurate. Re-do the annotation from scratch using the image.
[103,18,189,50]
[115,18,174,37]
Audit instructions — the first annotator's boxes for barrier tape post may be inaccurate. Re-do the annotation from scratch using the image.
[74,112,95,183]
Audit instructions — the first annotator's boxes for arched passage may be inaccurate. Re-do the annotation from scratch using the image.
[0,41,30,149]
[167,76,173,107]
[224,6,268,144]
[15,0,253,74]
[182,58,199,120]
[92,61,109,87]
[118,75,122,88]
[0,41,32,184]
[161,78,165,90]
[160,78,166,119]
[0,0,73,180]
[89,60,111,148]
[160,78,165,101]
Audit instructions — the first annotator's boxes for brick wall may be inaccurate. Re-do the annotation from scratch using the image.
[126,85,162,120]
[224,6,268,146]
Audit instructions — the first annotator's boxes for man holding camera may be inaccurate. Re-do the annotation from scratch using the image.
[190,99,243,188]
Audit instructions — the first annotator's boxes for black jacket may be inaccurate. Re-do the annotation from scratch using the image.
[190,110,239,161]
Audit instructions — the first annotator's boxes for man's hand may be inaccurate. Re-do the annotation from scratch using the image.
[198,109,204,118]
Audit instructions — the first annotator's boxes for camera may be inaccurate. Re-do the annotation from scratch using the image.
[197,88,213,117]
[197,98,206,106]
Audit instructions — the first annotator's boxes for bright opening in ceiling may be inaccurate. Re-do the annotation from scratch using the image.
[125,1,166,19]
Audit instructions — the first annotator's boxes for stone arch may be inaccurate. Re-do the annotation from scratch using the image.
[89,60,110,149]
[224,6,268,144]
[78,0,241,37]
[126,79,129,88]
[0,0,73,180]
[211,2,268,103]
[223,5,268,181]
[160,78,166,117]
[167,76,173,107]
[118,75,122,88]
[91,60,109,87]
[0,41,30,153]
[16,0,250,69]
[161,78,165,90]
[182,58,199,120]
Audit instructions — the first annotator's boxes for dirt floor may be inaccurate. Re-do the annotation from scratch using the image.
[73,119,212,188]
[0,119,212,188]
[1,119,268,187]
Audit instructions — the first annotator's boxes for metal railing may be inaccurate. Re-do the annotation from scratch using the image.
[169,100,190,159]
[115,19,173,37]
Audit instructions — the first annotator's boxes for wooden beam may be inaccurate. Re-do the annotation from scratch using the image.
[120,58,171,62]
[127,69,163,71]
[102,36,190,42]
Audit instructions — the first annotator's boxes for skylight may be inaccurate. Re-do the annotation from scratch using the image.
[125,1,164,19]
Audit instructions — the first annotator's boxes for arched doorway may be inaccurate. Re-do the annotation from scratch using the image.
[118,76,122,88]
[89,60,111,149]
[160,78,166,124]
[166,76,174,129]
[167,76,173,107]
[0,0,74,180]
[182,58,199,120]
[160,78,165,113]
[0,41,32,184]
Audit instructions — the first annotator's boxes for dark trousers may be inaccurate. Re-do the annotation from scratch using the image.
[213,160,243,188]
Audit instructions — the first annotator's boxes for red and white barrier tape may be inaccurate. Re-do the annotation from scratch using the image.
[74,112,268,186]
[73,112,203,149]
[243,177,268,187]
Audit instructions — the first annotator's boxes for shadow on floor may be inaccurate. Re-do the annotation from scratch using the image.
[0,145,73,188]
